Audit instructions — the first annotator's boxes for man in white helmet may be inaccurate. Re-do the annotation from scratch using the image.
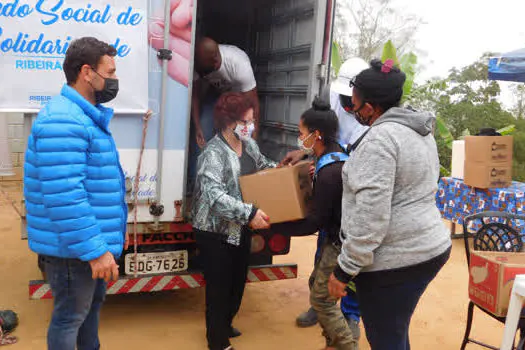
[279,57,369,165]
[329,57,370,149]
[280,58,368,342]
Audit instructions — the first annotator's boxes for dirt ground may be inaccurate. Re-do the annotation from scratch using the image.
[0,182,504,349]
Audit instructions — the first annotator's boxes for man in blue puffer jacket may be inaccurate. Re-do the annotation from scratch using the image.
[23,37,127,350]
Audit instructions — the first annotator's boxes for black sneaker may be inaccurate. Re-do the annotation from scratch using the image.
[229,327,242,338]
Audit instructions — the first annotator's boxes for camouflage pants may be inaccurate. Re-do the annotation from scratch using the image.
[310,242,358,350]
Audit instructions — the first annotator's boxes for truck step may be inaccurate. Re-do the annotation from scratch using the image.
[28,264,298,300]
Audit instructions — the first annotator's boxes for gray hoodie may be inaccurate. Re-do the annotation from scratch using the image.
[338,107,451,275]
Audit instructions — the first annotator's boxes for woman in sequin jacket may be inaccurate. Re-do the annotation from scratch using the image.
[191,92,275,350]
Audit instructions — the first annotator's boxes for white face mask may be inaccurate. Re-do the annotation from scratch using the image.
[234,122,255,141]
[297,133,314,155]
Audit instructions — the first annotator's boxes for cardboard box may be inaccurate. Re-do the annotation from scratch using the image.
[239,161,312,224]
[463,162,512,189]
[464,136,513,164]
[469,251,525,317]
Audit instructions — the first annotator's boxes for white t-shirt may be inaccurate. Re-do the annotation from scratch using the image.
[329,88,369,147]
[195,44,257,93]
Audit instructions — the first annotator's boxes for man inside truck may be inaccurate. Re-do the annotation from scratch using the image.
[188,37,260,192]
[193,37,260,144]
[24,37,127,350]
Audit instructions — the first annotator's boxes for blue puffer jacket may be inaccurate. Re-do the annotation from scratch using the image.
[24,84,127,261]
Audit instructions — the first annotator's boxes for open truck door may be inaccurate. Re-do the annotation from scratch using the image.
[252,0,335,160]
[196,0,335,160]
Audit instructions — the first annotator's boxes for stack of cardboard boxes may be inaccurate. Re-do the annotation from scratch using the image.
[464,136,514,188]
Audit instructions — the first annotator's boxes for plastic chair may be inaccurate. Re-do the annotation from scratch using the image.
[502,275,525,350]
[460,211,525,350]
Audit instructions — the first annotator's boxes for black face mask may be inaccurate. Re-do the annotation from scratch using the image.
[91,68,119,104]
[354,102,372,126]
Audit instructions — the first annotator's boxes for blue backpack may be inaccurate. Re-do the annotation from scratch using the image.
[314,152,349,177]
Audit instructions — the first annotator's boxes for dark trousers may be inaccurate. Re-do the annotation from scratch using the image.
[196,230,252,350]
[355,247,451,350]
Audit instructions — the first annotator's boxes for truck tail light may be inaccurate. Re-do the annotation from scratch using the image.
[251,234,265,253]
[268,234,288,254]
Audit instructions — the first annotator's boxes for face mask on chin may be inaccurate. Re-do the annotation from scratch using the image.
[234,122,255,141]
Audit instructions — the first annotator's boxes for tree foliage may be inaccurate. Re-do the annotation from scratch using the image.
[511,83,525,119]
[407,53,523,179]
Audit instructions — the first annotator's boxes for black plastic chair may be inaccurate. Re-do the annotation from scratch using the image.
[461,211,525,350]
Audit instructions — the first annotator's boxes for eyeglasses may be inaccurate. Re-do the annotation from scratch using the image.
[348,77,370,112]
[349,76,361,90]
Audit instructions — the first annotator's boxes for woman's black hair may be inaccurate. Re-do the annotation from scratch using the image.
[300,97,339,144]
[352,59,406,112]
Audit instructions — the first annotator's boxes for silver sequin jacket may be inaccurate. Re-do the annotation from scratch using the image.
[191,135,276,246]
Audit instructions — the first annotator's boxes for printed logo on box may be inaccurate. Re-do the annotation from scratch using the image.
[491,168,509,177]
[469,254,500,313]
[469,284,496,310]
[491,142,508,151]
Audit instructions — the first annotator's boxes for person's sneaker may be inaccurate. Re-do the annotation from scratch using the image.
[346,317,361,342]
[296,307,318,328]
[229,327,242,338]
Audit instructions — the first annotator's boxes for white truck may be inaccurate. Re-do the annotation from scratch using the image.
[0,0,336,299]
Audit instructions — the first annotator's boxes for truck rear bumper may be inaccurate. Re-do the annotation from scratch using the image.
[29,264,298,300]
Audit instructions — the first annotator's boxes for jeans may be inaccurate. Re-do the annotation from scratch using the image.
[196,230,252,350]
[42,256,107,350]
[354,247,451,350]
[314,232,360,322]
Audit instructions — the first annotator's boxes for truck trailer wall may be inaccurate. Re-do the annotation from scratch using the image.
[110,0,195,223]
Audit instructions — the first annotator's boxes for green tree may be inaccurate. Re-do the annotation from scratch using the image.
[511,83,525,119]
[408,53,520,178]
[434,54,515,139]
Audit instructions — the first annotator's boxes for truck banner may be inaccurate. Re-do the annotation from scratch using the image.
[0,0,149,113]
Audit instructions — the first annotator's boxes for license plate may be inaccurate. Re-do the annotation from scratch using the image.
[125,250,188,275]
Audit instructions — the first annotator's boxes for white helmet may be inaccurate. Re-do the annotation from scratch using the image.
[331,57,369,97]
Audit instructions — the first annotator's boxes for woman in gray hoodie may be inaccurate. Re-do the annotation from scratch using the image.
[328,59,452,350]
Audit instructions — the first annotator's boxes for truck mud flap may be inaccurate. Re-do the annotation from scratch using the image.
[29,264,298,300]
